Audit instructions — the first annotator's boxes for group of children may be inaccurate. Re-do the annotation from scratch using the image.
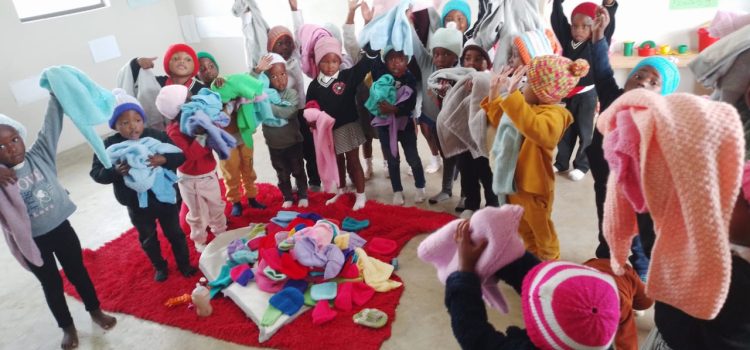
[1,0,749,349]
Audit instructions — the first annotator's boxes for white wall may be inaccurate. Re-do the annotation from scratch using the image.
[0,0,183,152]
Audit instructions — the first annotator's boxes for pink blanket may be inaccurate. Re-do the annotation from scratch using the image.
[303,101,339,192]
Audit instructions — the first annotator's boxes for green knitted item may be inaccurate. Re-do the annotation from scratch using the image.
[261,305,283,326]
[211,74,264,147]
[364,74,397,118]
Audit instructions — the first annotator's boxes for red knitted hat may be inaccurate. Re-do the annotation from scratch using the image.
[572,2,598,19]
[163,43,199,78]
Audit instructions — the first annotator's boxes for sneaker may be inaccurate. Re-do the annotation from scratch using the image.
[459,209,474,219]
[428,191,451,204]
[230,202,243,217]
[179,265,198,277]
[194,242,207,253]
[567,169,586,181]
[455,197,466,212]
[282,200,293,209]
[392,192,405,205]
[414,188,426,203]
[248,198,267,209]
[154,268,168,282]
[383,160,390,179]
[425,155,441,174]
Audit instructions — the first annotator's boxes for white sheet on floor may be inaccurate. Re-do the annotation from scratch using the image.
[199,225,310,343]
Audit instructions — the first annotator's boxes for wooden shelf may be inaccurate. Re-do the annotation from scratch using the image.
[609,52,698,69]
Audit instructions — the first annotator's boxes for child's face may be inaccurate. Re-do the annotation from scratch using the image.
[444,10,468,33]
[571,14,593,43]
[198,57,218,85]
[0,125,26,167]
[168,51,195,79]
[272,36,295,61]
[508,46,523,70]
[318,53,341,77]
[114,110,145,141]
[267,63,288,91]
[462,49,487,71]
[624,66,662,93]
[386,51,409,78]
[433,47,458,69]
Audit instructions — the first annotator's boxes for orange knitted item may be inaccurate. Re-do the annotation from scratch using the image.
[527,55,589,104]
[513,29,562,66]
[597,90,745,320]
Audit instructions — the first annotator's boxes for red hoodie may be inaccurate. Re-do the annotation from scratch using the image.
[166,122,217,175]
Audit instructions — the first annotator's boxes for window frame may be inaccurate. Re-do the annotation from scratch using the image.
[14,0,107,23]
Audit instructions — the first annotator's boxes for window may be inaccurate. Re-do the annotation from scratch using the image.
[13,0,107,23]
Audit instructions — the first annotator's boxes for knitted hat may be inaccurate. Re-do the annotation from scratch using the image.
[429,22,464,58]
[461,39,492,68]
[513,29,563,66]
[314,36,342,67]
[572,2,598,19]
[163,43,199,78]
[0,114,27,142]
[629,56,681,95]
[109,88,146,129]
[522,261,620,350]
[269,287,304,316]
[267,25,294,52]
[527,55,590,104]
[155,85,189,120]
[196,51,219,71]
[441,0,472,28]
[268,53,287,66]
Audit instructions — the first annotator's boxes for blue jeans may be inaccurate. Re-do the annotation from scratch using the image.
[376,120,425,192]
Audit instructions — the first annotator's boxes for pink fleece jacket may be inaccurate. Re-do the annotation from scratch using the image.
[417,205,526,313]
[303,101,339,192]
[597,89,745,320]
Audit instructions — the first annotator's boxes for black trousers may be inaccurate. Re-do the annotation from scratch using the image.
[297,111,321,187]
[555,89,598,172]
[27,220,100,328]
[127,201,191,271]
[427,120,460,194]
[457,152,498,211]
[269,143,309,201]
[588,129,656,260]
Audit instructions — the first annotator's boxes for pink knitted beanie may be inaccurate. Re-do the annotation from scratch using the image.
[314,37,342,67]
[522,261,620,350]
[417,205,526,313]
[155,85,189,120]
[597,89,745,320]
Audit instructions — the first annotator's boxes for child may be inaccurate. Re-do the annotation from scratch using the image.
[441,0,472,35]
[1,99,117,350]
[157,87,230,252]
[550,0,617,181]
[196,51,220,86]
[483,55,588,260]
[305,37,375,210]
[367,48,425,205]
[411,23,465,204]
[586,7,680,278]
[119,43,206,131]
[91,90,196,280]
[584,258,654,350]
[254,54,308,209]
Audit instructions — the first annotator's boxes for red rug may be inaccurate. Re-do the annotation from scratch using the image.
[63,183,455,350]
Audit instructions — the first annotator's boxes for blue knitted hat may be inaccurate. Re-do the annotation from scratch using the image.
[109,88,146,129]
[629,57,681,95]
[269,287,304,316]
[441,0,471,29]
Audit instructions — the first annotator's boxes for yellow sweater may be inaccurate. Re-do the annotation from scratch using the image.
[481,91,572,195]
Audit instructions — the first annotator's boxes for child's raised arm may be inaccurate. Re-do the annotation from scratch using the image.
[550,0,572,43]
[27,94,64,165]
[602,0,618,44]
[590,7,621,111]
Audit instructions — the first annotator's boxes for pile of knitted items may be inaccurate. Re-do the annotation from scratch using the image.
[434,69,492,159]
[178,88,236,159]
[105,137,182,208]
[39,65,114,168]
[211,74,269,148]
[357,0,414,60]
[207,211,401,327]
[366,74,415,158]
[597,89,745,320]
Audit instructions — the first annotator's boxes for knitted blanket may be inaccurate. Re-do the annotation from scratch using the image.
[233,0,271,70]
[0,164,41,271]
[106,137,183,208]
[39,65,114,168]
[180,88,229,134]
[689,24,750,105]
[357,0,414,59]
[597,90,745,320]
[468,0,544,68]
[185,110,237,160]
[435,70,492,159]
[417,205,526,313]
[303,102,339,193]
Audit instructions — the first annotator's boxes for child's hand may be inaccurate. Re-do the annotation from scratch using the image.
[254,55,274,74]
[592,6,610,43]
[348,0,362,14]
[507,65,528,93]
[288,0,297,11]
[137,57,157,69]
[0,167,17,187]
[115,162,130,176]
[454,219,487,273]
[489,66,512,101]
[378,101,398,115]
[361,1,374,24]
[213,77,226,88]
[148,155,167,168]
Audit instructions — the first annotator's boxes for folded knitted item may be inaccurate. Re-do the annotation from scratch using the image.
[284,279,309,295]
[230,264,255,286]
[271,210,300,227]
[311,282,338,301]
[342,217,370,232]
[270,287,304,316]
[211,73,265,147]
[185,110,237,160]
[312,300,338,325]
[334,282,354,311]
[280,252,309,280]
